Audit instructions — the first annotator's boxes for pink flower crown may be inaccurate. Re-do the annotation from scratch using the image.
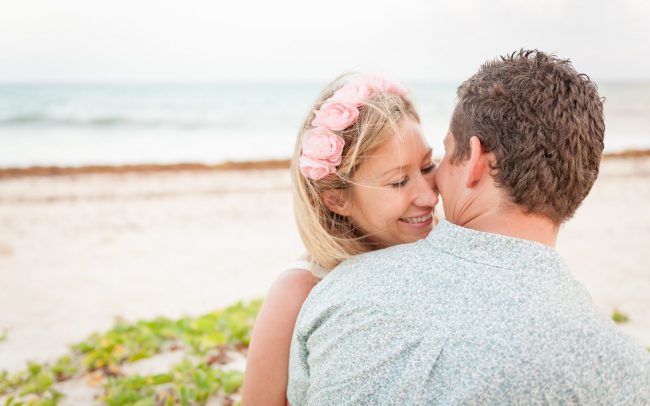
[299,75,409,180]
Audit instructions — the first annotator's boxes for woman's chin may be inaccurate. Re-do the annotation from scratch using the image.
[395,223,434,244]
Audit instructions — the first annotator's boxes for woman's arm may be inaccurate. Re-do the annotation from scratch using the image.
[242,268,318,406]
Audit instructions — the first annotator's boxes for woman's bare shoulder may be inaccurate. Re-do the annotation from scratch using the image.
[265,268,319,313]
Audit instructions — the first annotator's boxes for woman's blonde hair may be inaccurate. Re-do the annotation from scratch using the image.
[291,73,420,272]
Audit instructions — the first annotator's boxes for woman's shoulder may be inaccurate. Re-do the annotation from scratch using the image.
[276,266,320,288]
[265,267,319,311]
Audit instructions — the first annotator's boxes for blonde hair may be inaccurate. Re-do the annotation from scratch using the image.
[291,74,420,273]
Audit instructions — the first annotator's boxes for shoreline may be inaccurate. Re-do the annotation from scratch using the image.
[0,159,291,179]
[1,148,650,179]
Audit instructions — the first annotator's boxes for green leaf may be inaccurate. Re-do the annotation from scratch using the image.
[18,371,53,396]
[612,310,630,323]
[149,373,173,386]
[221,371,244,394]
[132,398,154,406]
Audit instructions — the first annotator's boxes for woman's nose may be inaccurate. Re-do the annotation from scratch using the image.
[414,174,439,208]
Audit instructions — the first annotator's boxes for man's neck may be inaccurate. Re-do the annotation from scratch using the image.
[460,210,559,247]
[450,195,559,247]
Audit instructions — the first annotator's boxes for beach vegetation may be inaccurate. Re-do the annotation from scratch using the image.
[0,300,260,405]
[102,360,243,405]
[611,309,630,323]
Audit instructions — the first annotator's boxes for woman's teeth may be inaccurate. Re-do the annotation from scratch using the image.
[400,212,432,224]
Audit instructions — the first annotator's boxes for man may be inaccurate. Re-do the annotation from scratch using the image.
[287,50,650,404]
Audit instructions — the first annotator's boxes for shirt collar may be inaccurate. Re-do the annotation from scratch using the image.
[425,220,566,271]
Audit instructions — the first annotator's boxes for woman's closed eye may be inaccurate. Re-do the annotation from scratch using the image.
[390,177,409,188]
[390,164,436,188]
[421,163,436,174]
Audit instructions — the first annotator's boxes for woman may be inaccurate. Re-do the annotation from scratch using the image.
[242,74,438,405]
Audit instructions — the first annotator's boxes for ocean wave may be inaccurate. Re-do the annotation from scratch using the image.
[0,114,247,130]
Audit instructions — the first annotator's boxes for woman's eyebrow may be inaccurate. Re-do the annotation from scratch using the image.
[381,148,434,177]
[381,166,404,177]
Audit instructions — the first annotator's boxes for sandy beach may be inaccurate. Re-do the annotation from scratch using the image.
[1,155,649,375]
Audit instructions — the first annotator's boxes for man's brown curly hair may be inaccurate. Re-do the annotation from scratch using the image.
[450,49,605,224]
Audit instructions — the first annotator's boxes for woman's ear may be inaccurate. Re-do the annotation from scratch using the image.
[321,189,352,216]
[465,135,489,188]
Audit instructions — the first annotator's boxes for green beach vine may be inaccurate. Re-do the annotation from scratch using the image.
[0,300,261,406]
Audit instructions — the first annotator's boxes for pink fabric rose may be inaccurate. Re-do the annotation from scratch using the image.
[311,101,359,131]
[329,82,371,107]
[299,155,334,180]
[301,127,344,166]
[299,127,345,180]
[361,75,408,96]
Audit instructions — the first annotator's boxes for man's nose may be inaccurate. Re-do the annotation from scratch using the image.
[430,164,439,192]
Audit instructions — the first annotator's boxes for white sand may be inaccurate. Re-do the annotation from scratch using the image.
[1,158,649,374]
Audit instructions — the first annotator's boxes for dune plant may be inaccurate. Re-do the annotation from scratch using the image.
[611,309,630,324]
[0,300,261,405]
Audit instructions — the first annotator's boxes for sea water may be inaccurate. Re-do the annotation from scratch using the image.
[1,82,648,168]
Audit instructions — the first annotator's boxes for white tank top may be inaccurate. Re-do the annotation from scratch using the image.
[285,260,329,279]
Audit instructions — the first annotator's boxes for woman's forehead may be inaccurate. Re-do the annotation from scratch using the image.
[357,126,431,178]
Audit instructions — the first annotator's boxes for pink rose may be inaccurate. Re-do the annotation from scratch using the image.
[361,75,408,96]
[329,82,371,107]
[311,101,359,131]
[301,126,344,166]
[299,155,334,180]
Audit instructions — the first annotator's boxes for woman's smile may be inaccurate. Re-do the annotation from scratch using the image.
[399,211,434,226]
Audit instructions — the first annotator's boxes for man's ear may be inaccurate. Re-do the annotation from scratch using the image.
[321,189,352,216]
[465,135,489,188]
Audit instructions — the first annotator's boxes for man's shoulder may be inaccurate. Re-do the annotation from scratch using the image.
[297,239,437,321]
[339,238,431,273]
[318,239,430,291]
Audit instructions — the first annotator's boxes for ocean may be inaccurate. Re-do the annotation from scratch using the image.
[1,82,649,168]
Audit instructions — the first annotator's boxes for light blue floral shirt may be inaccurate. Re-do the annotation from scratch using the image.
[288,221,650,405]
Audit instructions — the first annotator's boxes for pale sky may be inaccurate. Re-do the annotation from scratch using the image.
[1,0,649,83]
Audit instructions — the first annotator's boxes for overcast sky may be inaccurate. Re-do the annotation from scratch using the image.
[1,0,649,83]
